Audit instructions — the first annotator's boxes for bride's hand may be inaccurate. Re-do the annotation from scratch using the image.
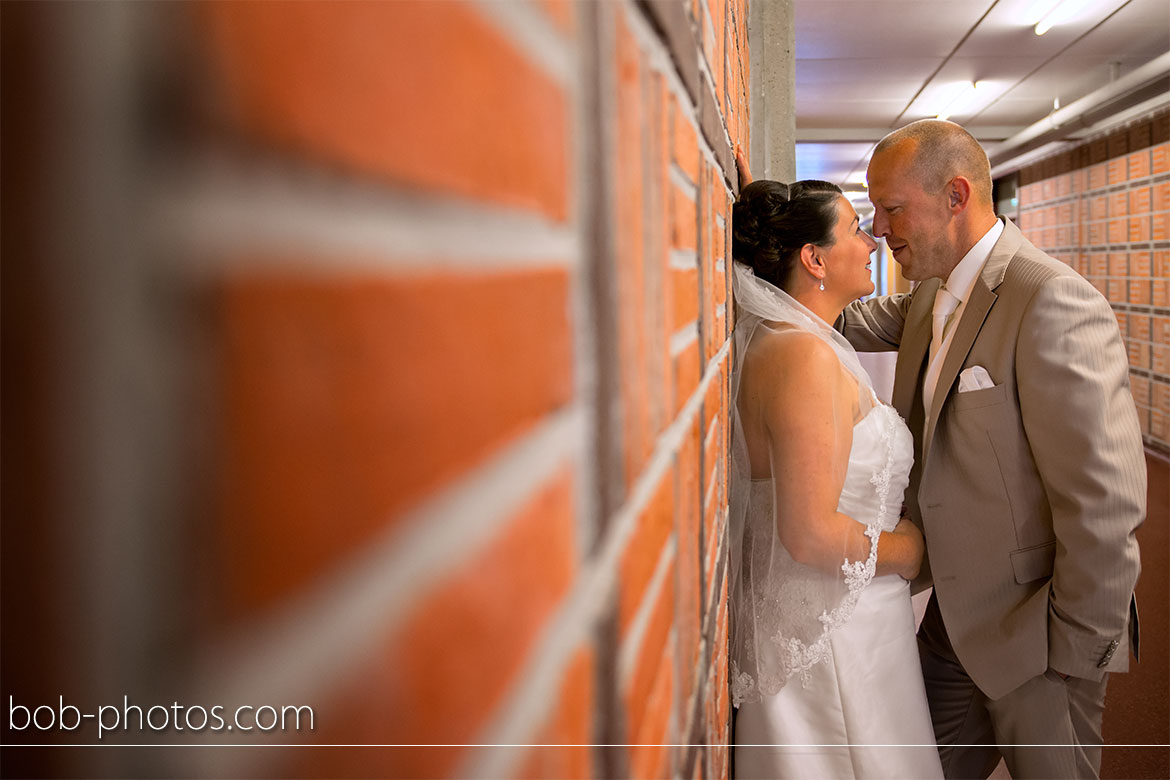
[892,516,924,580]
[735,144,752,189]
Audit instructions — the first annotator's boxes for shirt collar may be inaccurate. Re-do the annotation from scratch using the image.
[944,218,1004,303]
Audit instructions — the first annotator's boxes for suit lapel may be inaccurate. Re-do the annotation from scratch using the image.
[921,219,1019,455]
[892,280,936,421]
[923,279,996,451]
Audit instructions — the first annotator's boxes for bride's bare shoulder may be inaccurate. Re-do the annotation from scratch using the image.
[747,327,840,376]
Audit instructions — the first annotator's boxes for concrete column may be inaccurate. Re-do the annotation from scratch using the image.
[748,0,796,182]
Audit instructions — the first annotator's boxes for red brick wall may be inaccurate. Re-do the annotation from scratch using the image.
[0,1,749,777]
[1015,112,1170,454]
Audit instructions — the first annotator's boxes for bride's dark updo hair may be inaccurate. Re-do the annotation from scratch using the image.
[732,179,844,289]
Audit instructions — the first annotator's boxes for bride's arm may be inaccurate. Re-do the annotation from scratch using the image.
[754,333,923,579]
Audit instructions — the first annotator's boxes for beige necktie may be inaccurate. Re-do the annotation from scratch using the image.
[924,287,961,419]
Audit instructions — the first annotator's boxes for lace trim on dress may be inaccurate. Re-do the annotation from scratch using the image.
[730,406,896,708]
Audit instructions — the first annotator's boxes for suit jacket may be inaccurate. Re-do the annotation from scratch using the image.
[840,218,1144,700]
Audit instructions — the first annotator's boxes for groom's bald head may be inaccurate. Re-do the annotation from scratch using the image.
[873,120,993,207]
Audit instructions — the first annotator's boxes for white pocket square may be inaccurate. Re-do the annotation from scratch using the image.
[958,365,995,392]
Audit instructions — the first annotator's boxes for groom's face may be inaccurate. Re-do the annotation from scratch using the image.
[866,144,955,281]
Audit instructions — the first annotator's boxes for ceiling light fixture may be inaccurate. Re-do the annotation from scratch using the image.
[1034,0,1114,36]
[1034,0,1066,34]
[936,81,987,121]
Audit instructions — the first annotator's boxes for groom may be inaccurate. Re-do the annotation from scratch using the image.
[839,120,1145,779]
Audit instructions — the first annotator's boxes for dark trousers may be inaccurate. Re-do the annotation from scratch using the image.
[918,593,1109,780]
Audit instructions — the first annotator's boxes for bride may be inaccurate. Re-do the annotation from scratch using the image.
[729,177,944,779]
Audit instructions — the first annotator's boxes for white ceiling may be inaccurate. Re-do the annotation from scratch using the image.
[792,0,1170,219]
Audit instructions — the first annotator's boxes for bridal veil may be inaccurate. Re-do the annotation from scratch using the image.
[728,261,888,706]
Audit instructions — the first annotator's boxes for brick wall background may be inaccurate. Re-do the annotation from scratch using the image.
[0,1,749,778]
[1012,110,1170,455]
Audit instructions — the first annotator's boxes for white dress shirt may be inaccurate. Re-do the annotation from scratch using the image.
[923,218,1005,419]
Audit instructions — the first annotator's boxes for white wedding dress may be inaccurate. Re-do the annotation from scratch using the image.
[733,401,943,779]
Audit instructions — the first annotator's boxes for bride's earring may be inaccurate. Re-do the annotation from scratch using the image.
[819,278,825,291]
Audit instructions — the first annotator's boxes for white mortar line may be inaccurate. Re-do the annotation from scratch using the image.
[680,634,708,741]
[702,355,720,530]
[702,136,732,191]
[621,0,681,86]
[462,555,613,778]
[617,536,677,686]
[152,156,578,272]
[695,65,727,160]
[671,248,700,271]
[470,0,573,87]
[671,322,700,356]
[706,506,730,610]
[186,406,584,746]
[704,402,720,450]
[671,162,700,198]
[694,0,717,91]
[703,458,719,514]
[700,0,717,71]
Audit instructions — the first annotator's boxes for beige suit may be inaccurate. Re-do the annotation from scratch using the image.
[842,219,1144,775]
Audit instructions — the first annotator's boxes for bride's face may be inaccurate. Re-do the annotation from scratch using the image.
[824,196,878,300]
